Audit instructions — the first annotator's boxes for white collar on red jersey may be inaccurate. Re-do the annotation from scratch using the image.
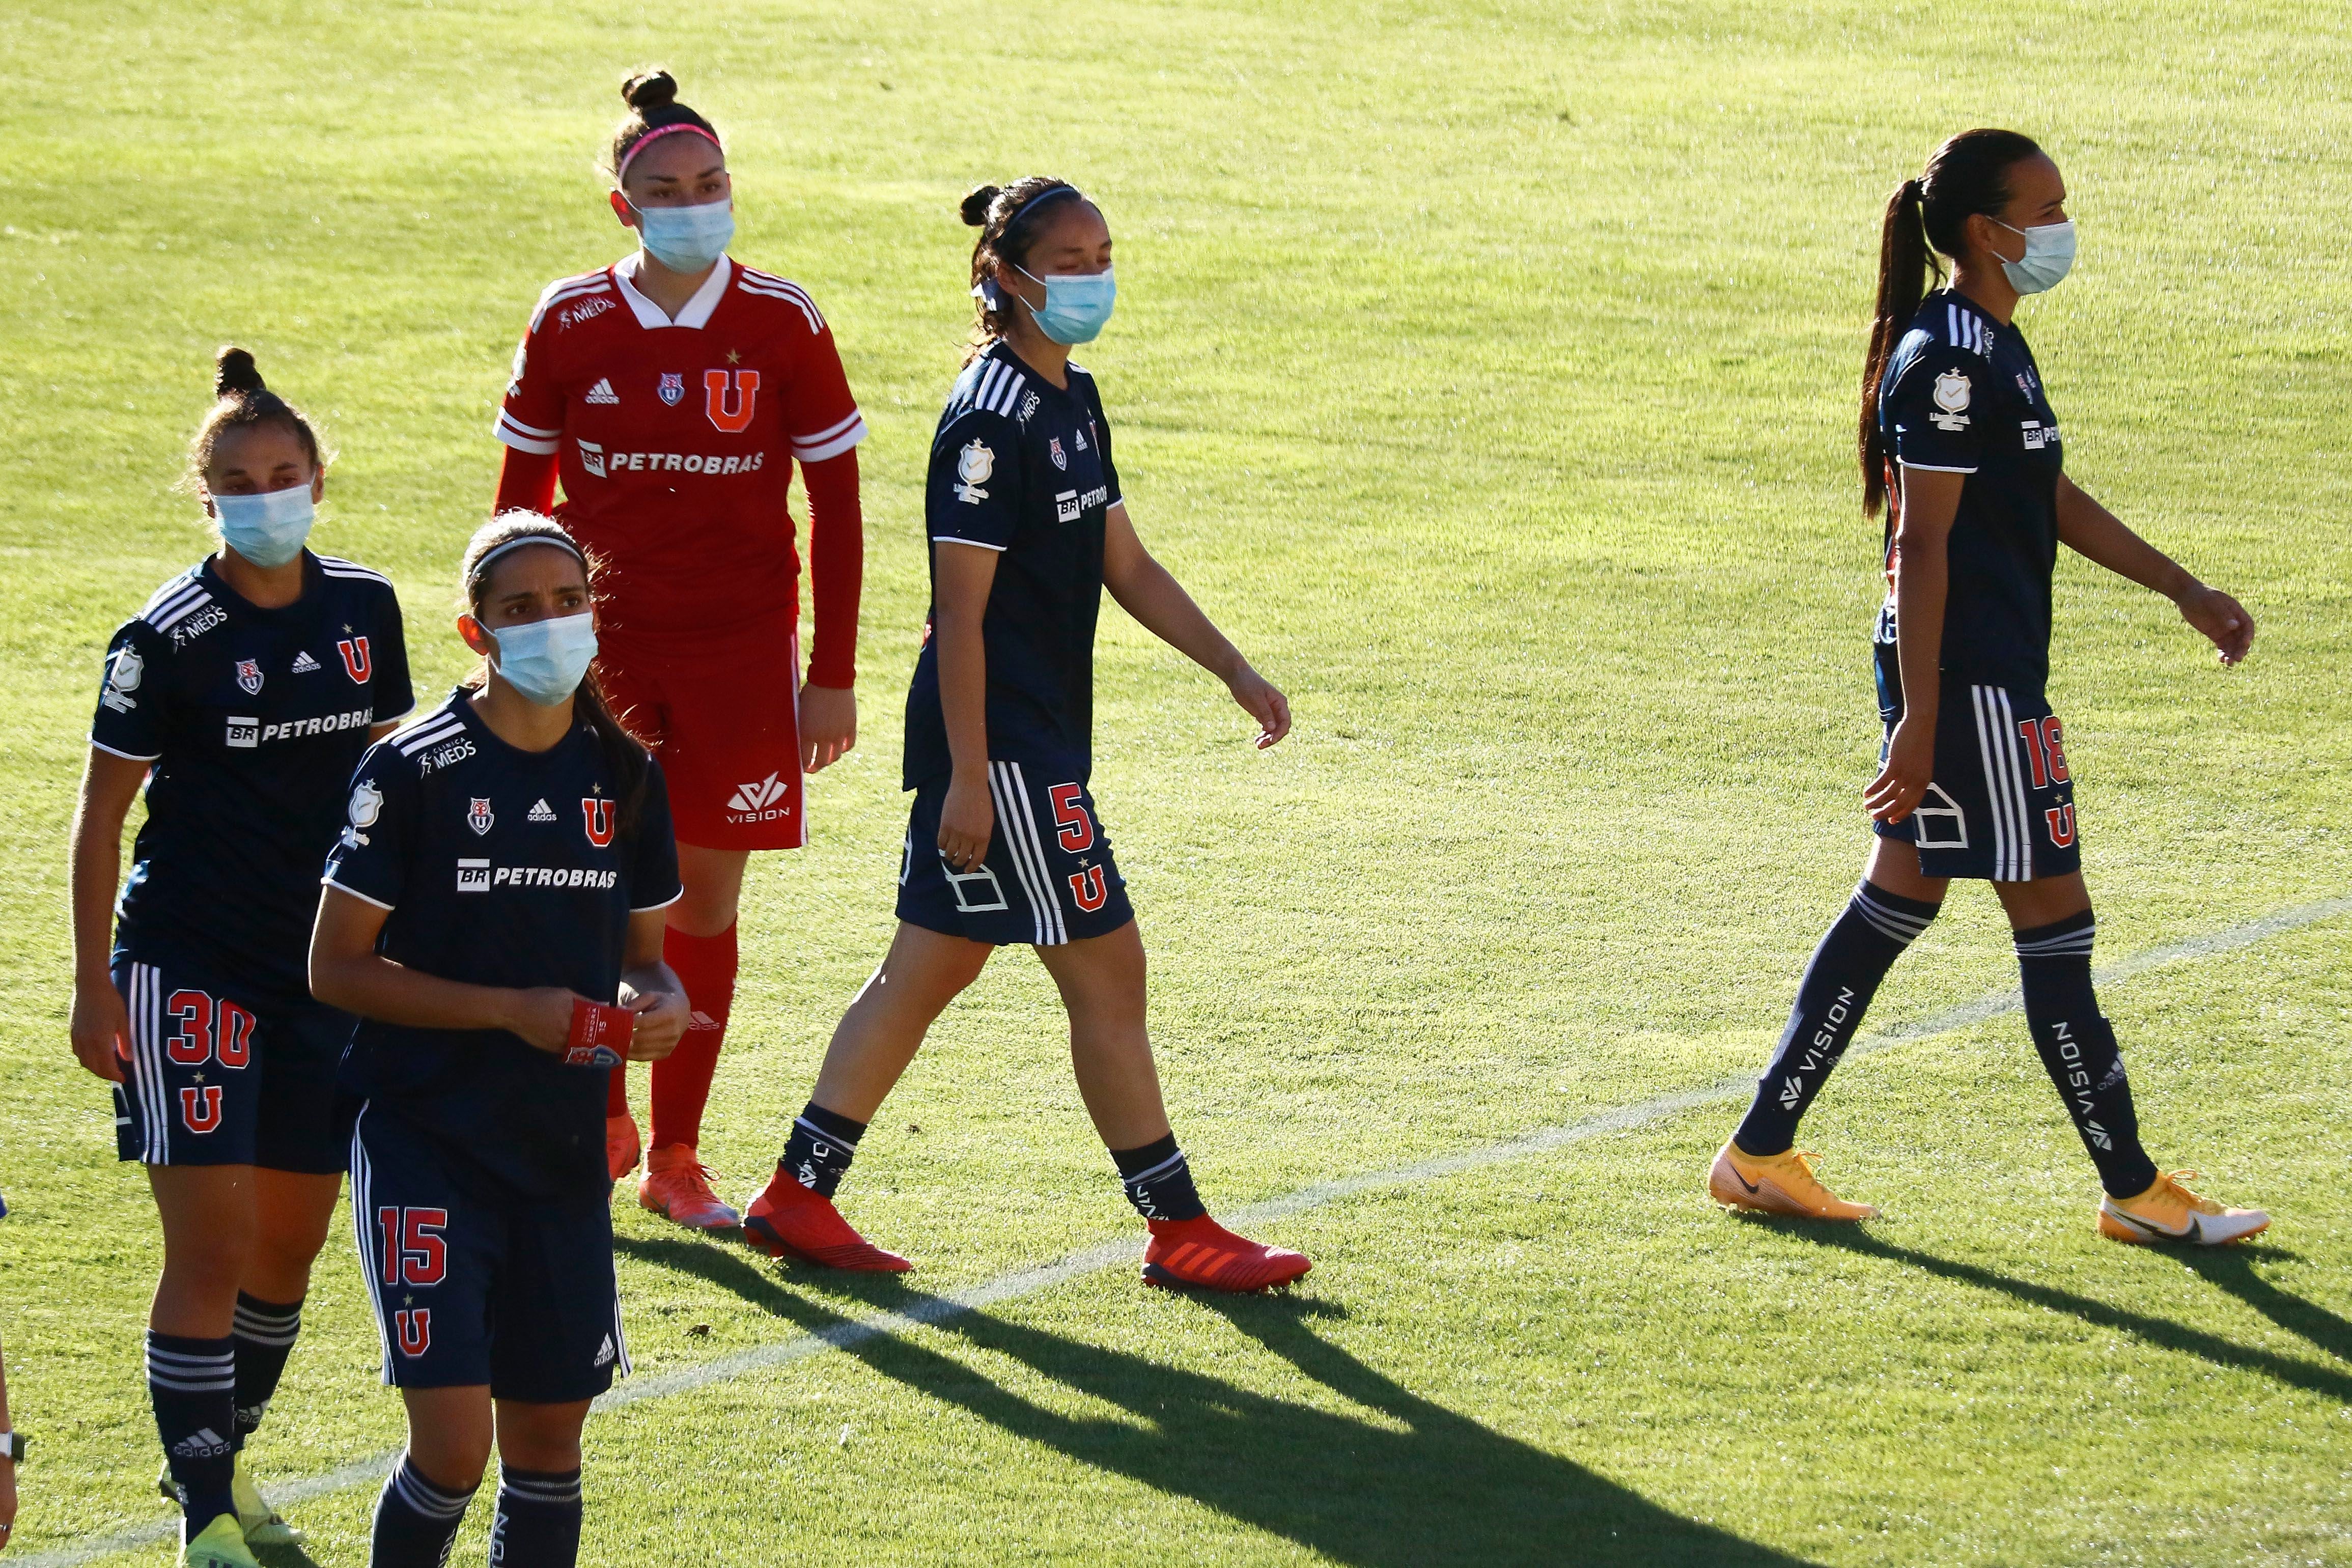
[612,253,733,330]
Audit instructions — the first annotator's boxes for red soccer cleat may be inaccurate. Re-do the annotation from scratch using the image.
[1142,1215,1311,1293]
[740,1169,912,1272]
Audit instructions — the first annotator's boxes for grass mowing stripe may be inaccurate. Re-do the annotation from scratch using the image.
[31,893,2344,1568]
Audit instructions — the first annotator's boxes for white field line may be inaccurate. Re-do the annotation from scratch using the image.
[30,894,2347,1568]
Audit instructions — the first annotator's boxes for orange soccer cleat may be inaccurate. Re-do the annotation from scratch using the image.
[606,1113,642,1182]
[740,1169,912,1271]
[1141,1215,1311,1293]
[2097,1170,2270,1246]
[638,1144,742,1231]
[1708,1140,1880,1221]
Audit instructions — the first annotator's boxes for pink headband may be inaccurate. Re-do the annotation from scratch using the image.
[615,122,724,183]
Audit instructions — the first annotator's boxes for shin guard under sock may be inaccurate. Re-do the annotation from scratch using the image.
[2014,910,2158,1198]
[1733,882,1940,1157]
[780,1102,866,1198]
[1111,1134,1208,1222]
[148,1330,237,1527]
[371,1453,477,1567]
[492,1465,584,1568]
[230,1292,302,1448]
[650,922,738,1151]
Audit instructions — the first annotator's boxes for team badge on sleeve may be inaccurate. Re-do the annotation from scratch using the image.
[955,440,994,504]
[102,645,144,712]
[342,778,383,849]
[658,372,685,407]
[235,658,265,696]
[1931,370,1972,431]
[467,797,495,836]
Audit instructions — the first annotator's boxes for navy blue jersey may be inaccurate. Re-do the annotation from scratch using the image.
[1876,290,2065,695]
[92,553,414,1004]
[903,342,1123,786]
[323,691,683,1202]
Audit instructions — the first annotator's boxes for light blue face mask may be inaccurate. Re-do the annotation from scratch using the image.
[489,612,599,706]
[1993,218,2076,295]
[211,484,315,569]
[1016,264,1116,345]
[631,198,735,273]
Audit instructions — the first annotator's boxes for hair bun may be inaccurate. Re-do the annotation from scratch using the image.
[213,346,266,399]
[622,69,678,112]
[960,185,1001,228]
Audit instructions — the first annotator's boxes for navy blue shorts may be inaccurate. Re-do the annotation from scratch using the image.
[1872,669,2082,883]
[113,954,351,1173]
[897,761,1134,946]
[349,1104,626,1404]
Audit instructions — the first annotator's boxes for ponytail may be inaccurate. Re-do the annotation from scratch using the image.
[1859,179,1931,517]
[458,513,652,842]
[1859,129,2046,515]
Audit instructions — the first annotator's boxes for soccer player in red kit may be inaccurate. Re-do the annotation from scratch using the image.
[492,69,866,1230]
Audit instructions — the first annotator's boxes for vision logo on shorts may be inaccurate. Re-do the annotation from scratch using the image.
[726,773,793,824]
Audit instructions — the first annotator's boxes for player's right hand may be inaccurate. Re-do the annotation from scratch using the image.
[625,988,690,1062]
[1865,716,1936,825]
[68,976,128,1083]
[509,986,585,1054]
[939,770,994,874]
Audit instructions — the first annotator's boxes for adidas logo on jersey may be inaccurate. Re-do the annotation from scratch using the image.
[585,378,620,404]
[594,1334,617,1367]
[726,772,793,823]
[291,650,321,673]
[171,1427,234,1460]
[528,798,558,822]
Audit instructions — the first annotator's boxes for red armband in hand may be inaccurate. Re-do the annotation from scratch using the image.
[562,998,635,1068]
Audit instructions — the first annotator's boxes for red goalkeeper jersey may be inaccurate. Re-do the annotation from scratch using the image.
[494,254,866,638]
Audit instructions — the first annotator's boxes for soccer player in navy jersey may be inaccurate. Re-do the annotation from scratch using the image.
[67,349,413,1567]
[1709,131,2269,1245]
[312,516,689,1568]
[739,178,1311,1293]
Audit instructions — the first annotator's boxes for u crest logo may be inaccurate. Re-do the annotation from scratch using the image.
[178,1085,223,1134]
[704,369,760,434]
[337,636,372,683]
[1067,865,1107,913]
[396,1308,432,1357]
[581,797,616,848]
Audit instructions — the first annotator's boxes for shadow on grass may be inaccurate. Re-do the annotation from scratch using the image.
[1758,1219,2352,1402]
[615,1234,1809,1567]
[2170,1245,2352,1365]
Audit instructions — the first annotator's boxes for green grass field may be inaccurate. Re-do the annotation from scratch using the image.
[4,2,2349,1562]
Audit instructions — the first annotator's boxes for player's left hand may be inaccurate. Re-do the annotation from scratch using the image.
[801,683,857,772]
[623,987,690,1062]
[1225,664,1292,750]
[2176,583,2255,666]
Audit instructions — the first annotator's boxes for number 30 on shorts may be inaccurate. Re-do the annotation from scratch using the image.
[165,989,254,1134]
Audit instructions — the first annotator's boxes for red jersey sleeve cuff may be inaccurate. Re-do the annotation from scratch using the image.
[790,410,867,464]
[494,409,562,456]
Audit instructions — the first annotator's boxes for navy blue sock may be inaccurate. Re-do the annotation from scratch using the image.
[1111,1134,1207,1222]
[147,1330,237,1528]
[780,1102,865,1199]
[231,1292,303,1448]
[2014,911,2159,1198]
[1734,882,1941,1157]
[492,1465,584,1568]
[370,1453,477,1567]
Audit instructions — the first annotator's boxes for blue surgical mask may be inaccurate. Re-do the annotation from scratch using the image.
[489,612,599,706]
[630,198,735,273]
[1993,218,2076,295]
[1016,264,1116,345]
[211,484,315,569]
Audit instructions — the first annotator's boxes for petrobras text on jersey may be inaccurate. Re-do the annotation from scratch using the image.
[454,859,621,894]
[225,707,375,749]
[575,438,768,481]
